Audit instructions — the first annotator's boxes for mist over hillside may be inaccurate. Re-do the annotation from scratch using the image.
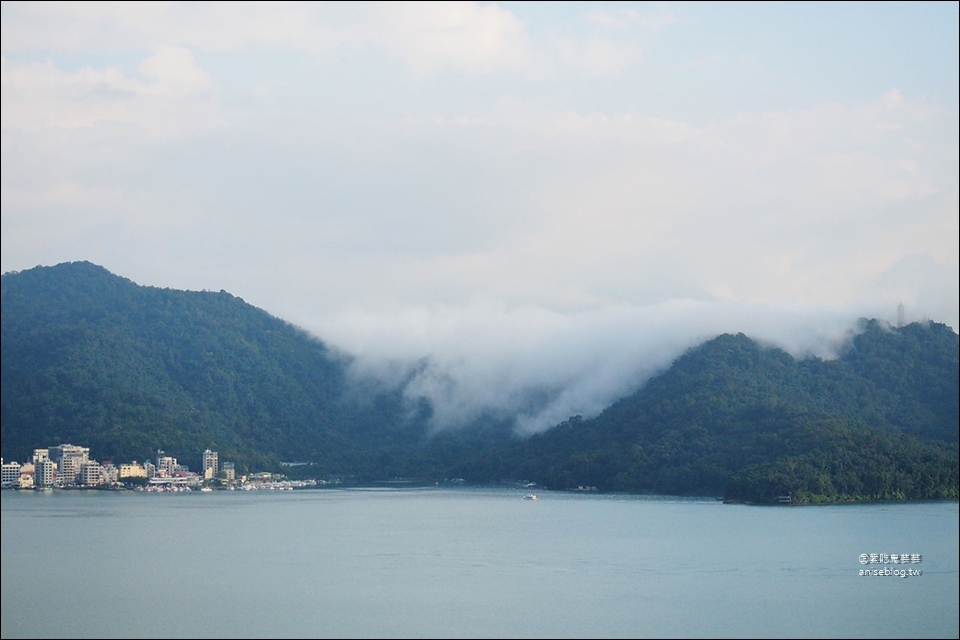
[0,261,431,473]
[319,298,917,436]
[2,261,957,502]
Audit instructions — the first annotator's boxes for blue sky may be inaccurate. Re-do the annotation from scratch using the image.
[2,1,957,432]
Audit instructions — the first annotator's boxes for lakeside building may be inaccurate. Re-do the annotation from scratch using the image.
[78,461,103,486]
[0,460,37,489]
[148,474,202,488]
[101,462,119,484]
[35,459,55,487]
[48,444,90,486]
[119,462,148,479]
[3,445,226,490]
[156,450,177,477]
[1,460,21,488]
[203,449,219,480]
[16,462,35,489]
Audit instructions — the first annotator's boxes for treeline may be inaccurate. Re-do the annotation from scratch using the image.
[436,325,958,502]
[2,262,957,502]
[1,261,429,474]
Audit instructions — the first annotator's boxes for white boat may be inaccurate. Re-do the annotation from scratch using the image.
[523,493,537,500]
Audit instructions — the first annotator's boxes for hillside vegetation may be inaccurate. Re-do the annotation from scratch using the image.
[1,261,428,475]
[464,325,958,503]
[3,262,957,502]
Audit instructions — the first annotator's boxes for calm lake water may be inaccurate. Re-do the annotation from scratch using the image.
[2,487,957,639]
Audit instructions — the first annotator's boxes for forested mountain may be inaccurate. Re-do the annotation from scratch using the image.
[2,262,957,502]
[443,323,958,502]
[1,261,430,474]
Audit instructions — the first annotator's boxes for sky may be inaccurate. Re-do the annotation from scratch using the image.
[2,1,958,434]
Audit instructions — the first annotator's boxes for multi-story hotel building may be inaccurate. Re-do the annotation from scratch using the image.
[1,461,21,487]
[78,461,103,486]
[49,444,90,485]
[119,462,148,479]
[34,459,55,487]
[156,450,178,477]
[203,449,219,479]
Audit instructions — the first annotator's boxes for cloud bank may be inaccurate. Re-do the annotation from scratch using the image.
[2,2,957,434]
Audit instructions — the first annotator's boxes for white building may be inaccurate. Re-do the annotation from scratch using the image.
[78,461,103,486]
[156,450,177,477]
[1,461,21,487]
[49,444,90,485]
[101,462,119,484]
[35,459,55,488]
[202,450,219,480]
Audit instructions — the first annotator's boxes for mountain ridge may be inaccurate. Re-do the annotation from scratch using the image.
[2,261,957,502]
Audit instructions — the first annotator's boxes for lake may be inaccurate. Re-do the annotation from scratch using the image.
[1,487,957,638]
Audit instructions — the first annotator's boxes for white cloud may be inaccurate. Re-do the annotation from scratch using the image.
[1,48,221,134]
[1,3,956,436]
[252,89,955,434]
[0,1,330,54]
[1,2,659,79]
[372,2,531,75]
[584,6,675,30]
[0,2,531,73]
[322,298,863,434]
[549,34,641,77]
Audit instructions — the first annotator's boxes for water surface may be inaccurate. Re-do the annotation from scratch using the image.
[2,488,957,638]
